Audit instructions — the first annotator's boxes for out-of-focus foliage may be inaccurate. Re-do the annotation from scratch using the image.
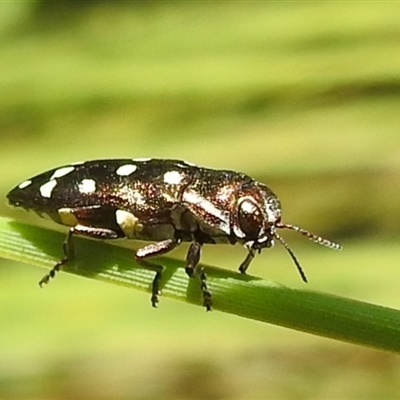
[1,2,400,400]
[1,2,400,240]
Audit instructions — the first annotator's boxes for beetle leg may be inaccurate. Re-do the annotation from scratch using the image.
[39,229,74,287]
[135,239,181,307]
[185,241,212,311]
[39,224,120,287]
[239,248,256,274]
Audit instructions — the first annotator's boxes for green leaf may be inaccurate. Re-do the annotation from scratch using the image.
[1,215,400,353]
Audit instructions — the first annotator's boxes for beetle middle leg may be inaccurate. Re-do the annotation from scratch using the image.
[185,241,212,311]
[135,238,181,307]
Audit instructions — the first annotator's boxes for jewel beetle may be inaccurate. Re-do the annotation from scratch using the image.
[7,158,341,310]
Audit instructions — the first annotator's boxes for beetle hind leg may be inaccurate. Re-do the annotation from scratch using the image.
[39,224,120,287]
[135,239,181,307]
[39,228,75,287]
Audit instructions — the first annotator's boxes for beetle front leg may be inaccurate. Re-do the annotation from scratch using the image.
[135,239,181,307]
[185,241,212,311]
[239,248,256,274]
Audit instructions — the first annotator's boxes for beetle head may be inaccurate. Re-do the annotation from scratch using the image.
[232,182,281,247]
[232,182,341,281]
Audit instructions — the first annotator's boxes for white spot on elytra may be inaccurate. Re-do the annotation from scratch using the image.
[116,164,137,176]
[78,179,96,194]
[50,166,75,180]
[39,180,57,198]
[115,209,142,238]
[18,180,32,189]
[132,157,151,162]
[163,170,183,185]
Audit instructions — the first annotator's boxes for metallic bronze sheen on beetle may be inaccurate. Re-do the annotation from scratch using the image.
[7,158,341,310]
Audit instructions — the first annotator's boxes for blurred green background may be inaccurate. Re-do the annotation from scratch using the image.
[1,2,400,399]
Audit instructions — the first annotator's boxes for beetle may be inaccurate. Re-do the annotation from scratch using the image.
[7,158,341,310]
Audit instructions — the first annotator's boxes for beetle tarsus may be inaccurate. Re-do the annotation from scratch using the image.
[200,271,213,311]
[150,271,162,307]
[186,241,211,310]
[39,229,74,287]
[239,248,256,274]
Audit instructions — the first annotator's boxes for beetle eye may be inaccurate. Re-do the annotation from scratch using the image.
[238,199,264,239]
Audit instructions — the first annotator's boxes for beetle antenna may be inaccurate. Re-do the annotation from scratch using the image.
[274,232,308,283]
[276,222,342,250]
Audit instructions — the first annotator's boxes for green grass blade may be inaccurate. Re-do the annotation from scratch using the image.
[1,215,400,353]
